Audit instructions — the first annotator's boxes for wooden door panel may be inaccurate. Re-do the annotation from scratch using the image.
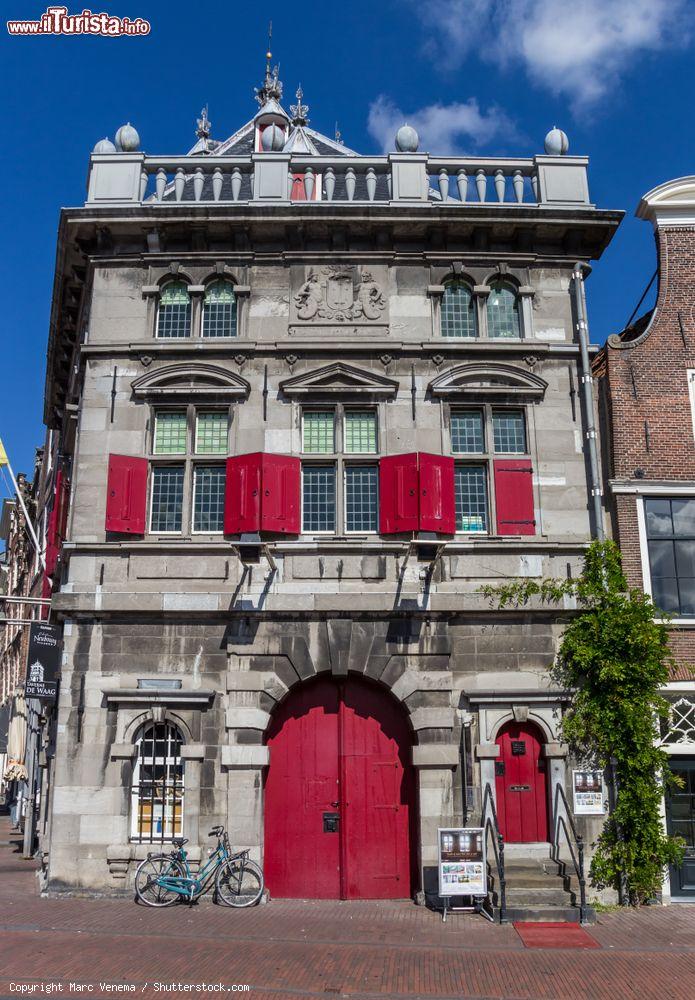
[495,722,548,843]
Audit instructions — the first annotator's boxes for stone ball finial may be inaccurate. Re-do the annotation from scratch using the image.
[115,122,140,152]
[260,123,285,151]
[544,126,569,156]
[395,123,419,153]
[93,137,116,154]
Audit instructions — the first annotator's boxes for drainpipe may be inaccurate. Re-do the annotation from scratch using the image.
[572,262,604,541]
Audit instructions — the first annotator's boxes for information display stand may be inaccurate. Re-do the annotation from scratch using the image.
[437,827,488,922]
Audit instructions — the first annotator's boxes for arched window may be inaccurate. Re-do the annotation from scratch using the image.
[202,279,237,338]
[486,282,520,339]
[157,281,191,339]
[131,721,184,843]
[441,281,476,338]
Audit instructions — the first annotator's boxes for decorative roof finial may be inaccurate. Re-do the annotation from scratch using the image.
[334,122,343,144]
[196,105,212,142]
[290,84,310,127]
[255,20,283,106]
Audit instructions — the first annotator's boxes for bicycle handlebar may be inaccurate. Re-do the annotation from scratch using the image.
[208,826,224,837]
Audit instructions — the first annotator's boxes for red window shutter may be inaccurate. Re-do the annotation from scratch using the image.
[494,459,536,536]
[224,454,262,534]
[260,454,301,534]
[419,453,455,534]
[45,468,68,577]
[105,455,148,534]
[379,454,419,534]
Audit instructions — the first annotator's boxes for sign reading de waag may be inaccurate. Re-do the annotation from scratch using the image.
[25,622,62,702]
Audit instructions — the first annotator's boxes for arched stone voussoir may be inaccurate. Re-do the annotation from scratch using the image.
[224,707,271,731]
[390,670,453,703]
[226,671,289,703]
[408,707,456,731]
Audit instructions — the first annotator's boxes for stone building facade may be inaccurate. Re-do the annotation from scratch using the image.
[41,71,621,908]
[595,175,695,902]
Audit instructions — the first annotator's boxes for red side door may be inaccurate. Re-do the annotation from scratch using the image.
[495,721,548,843]
[264,677,341,898]
[341,679,414,899]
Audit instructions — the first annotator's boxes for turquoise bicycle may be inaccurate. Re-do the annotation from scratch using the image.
[134,825,264,908]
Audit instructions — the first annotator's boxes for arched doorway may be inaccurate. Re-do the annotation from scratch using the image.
[495,720,548,843]
[264,674,417,899]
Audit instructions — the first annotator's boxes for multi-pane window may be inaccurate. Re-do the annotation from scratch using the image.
[303,411,334,453]
[487,282,521,339]
[455,465,488,532]
[344,411,377,453]
[441,281,476,338]
[202,279,237,338]
[451,411,484,454]
[195,412,228,454]
[645,497,695,615]
[492,409,526,453]
[150,407,229,534]
[131,722,184,844]
[157,281,191,339]
[151,466,185,532]
[154,412,187,454]
[345,465,379,532]
[301,405,379,534]
[303,465,336,532]
[450,406,530,534]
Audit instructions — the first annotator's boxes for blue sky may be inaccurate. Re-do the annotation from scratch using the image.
[1,0,694,477]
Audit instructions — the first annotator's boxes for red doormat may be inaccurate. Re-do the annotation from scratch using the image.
[514,921,600,949]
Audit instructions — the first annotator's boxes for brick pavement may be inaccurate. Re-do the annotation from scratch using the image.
[0,813,693,1000]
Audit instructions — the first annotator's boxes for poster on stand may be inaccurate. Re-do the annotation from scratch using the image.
[572,770,605,815]
[437,827,487,897]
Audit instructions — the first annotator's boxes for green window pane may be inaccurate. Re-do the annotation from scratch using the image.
[303,411,334,453]
[344,411,377,453]
[441,281,476,338]
[195,412,228,454]
[487,283,520,339]
[203,280,237,338]
[154,412,187,454]
[451,411,484,453]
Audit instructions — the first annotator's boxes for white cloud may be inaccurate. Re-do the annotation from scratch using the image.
[413,0,691,110]
[367,94,517,155]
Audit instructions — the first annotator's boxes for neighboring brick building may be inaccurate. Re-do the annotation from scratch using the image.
[38,59,623,918]
[595,175,695,902]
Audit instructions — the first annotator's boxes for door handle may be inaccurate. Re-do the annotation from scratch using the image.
[330,801,339,808]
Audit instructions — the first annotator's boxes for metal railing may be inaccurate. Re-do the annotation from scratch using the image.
[480,782,507,923]
[550,781,588,923]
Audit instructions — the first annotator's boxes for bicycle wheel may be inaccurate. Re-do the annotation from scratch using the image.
[134,854,185,907]
[215,857,264,908]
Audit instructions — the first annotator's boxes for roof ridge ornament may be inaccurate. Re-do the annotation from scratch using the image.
[195,105,212,153]
[290,84,310,127]
[254,21,283,106]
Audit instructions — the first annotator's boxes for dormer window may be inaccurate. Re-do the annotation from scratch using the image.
[202,280,237,338]
[441,280,477,339]
[487,282,520,339]
[157,281,191,339]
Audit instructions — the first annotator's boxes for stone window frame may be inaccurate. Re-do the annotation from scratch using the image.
[428,265,535,341]
[143,265,250,341]
[298,402,383,537]
[148,402,232,538]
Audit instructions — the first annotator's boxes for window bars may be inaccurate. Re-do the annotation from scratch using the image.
[157,281,192,339]
[202,279,237,338]
[131,722,184,844]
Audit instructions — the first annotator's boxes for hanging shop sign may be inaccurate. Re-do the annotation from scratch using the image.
[438,827,487,897]
[25,622,62,703]
[572,769,605,815]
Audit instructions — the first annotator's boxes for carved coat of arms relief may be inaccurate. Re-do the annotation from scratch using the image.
[294,266,387,323]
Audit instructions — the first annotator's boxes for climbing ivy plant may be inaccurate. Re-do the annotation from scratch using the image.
[481,540,684,905]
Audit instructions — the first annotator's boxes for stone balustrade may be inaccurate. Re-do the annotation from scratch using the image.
[85,151,592,208]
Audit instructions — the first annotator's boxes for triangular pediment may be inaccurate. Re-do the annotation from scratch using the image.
[280,362,399,397]
[131,363,250,399]
[428,363,547,399]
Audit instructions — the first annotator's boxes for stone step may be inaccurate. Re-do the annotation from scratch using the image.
[506,888,572,907]
[496,905,591,924]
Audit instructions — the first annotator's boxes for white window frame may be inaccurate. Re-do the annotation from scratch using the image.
[688,370,695,443]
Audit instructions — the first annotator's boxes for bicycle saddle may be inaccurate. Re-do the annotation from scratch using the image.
[172,837,188,847]
[208,826,224,836]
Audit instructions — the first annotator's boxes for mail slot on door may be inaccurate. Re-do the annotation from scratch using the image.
[509,784,531,792]
[323,812,339,833]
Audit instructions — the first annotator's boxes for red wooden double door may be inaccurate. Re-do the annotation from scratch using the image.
[264,675,416,899]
